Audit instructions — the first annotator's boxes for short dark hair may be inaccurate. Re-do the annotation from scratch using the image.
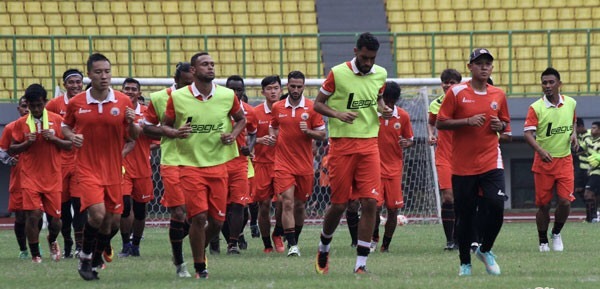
[541,67,560,81]
[440,69,461,83]
[226,75,244,87]
[287,70,305,82]
[190,52,209,66]
[62,68,83,82]
[576,117,584,127]
[24,83,47,102]
[122,77,140,89]
[592,121,600,128]
[383,81,401,103]
[356,32,380,51]
[261,75,281,90]
[86,53,110,72]
[174,62,191,80]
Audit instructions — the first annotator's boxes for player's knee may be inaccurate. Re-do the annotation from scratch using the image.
[132,201,147,220]
[122,196,132,218]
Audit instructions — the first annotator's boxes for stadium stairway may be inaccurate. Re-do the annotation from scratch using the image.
[316,0,395,76]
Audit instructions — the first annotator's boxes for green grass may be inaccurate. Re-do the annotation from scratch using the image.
[1,222,599,289]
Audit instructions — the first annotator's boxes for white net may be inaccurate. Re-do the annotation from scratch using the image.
[142,81,441,225]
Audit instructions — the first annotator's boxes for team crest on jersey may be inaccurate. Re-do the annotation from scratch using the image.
[301,112,309,120]
[490,101,498,110]
[110,107,121,116]
[394,122,401,130]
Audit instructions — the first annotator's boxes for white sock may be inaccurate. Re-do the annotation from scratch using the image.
[318,241,330,253]
[355,256,367,270]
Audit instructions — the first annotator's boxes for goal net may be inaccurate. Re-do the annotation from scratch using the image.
[124,79,441,226]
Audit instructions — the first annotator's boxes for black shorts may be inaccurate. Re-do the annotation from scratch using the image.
[574,167,589,190]
[585,175,600,194]
[452,169,508,202]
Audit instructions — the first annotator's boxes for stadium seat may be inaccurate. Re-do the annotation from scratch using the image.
[230,1,247,13]
[297,1,314,12]
[161,1,178,13]
[128,1,145,14]
[213,1,230,13]
[247,1,264,12]
[7,1,24,13]
[264,1,282,12]
[93,2,110,13]
[281,0,299,12]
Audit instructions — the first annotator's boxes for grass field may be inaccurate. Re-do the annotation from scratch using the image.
[0,222,598,289]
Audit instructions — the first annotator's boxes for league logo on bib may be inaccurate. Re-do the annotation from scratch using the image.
[110,107,121,116]
[301,112,309,120]
[490,101,498,111]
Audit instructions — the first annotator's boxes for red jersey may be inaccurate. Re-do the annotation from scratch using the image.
[428,112,453,167]
[1,122,22,194]
[11,112,65,193]
[271,97,325,175]
[46,94,76,168]
[437,81,511,176]
[63,89,134,185]
[378,106,414,177]
[253,102,275,164]
[123,104,153,178]
[227,102,258,169]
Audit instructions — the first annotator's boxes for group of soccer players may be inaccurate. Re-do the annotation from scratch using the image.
[1,30,594,281]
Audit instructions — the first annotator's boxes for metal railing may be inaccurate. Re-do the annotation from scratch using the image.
[2,29,600,100]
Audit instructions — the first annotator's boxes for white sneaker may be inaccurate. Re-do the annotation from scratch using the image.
[369,241,378,253]
[176,262,192,278]
[551,233,563,251]
[287,245,301,257]
[539,243,550,252]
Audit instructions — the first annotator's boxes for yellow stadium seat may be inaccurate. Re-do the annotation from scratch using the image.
[144,1,161,13]
[62,13,80,27]
[284,12,300,24]
[438,10,455,23]
[285,38,303,50]
[490,10,506,22]
[298,1,314,12]
[213,1,230,13]
[515,47,533,59]
[178,1,195,12]
[135,65,154,77]
[7,1,24,13]
[128,1,145,13]
[181,14,199,26]
[252,25,268,34]
[287,25,302,34]
[41,1,59,13]
[92,39,113,52]
[161,1,179,13]
[195,1,213,12]
[131,13,148,26]
[151,26,167,35]
[407,23,424,32]
[59,2,76,13]
[235,25,251,34]
[405,11,421,23]
[165,14,182,26]
[264,1,282,12]
[49,26,66,35]
[114,14,131,26]
[146,39,165,52]
[218,25,234,34]
[455,10,472,22]
[247,1,264,12]
[230,1,247,13]
[558,8,575,20]
[10,14,28,26]
[541,8,557,20]
[33,26,49,36]
[151,51,168,65]
[421,11,438,22]
[80,14,98,26]
[267,14,283,25]
[33,65,50,78]
[0,14,10,27]
[215,13,232,25]
[97,14,114,26]
[25,2,41,13]
[387,11,404,23]
[148,14,165,26]
[93,1,110,13]
[134,52,152,65]
[299,12,316,25]
[167,26,183,35]
[15,26,32,35]
[281,0,298,12]
[110,2,127,13]
[575,7,591,19]
[424,23,440,32]
[45,14,63,26]
[201,25,218,35]
[233,13,250,25]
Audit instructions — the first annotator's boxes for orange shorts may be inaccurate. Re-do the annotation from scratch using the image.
[159,165,185,208]
[122,174,154,203]
[8,189,23,212]
[180,165,228,222]
[534,159,575,206]
[379,176,404,209]
[253,162,275,202]
[21,188,62,218]
[274,170,313,202]
[227,166,250,205]
[61,165,78,202]
[77,173,123,214]
[436,164,452,190]
[328,151,381,204]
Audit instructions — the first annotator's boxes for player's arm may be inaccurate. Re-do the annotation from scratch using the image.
[122,139,135,158]
[524,129,552,162]
[224,108,246,145]
[125,107,141,140]
[570,119,579,151]
[160,96,192,139]
[377,90,393,119]
[313,72,358,124]
[8,123,35,154]
[41,129,72,151]
[427,115,437,145]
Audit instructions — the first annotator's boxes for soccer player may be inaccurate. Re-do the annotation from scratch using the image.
[219,75,257,254]
[62,53,139,280]
[161,52,246,279]
[9,84,72,263]
[437,48,511,276]
[0,96,30,259]
[428,68,461,250]
[143,61,194,277]
[314,32,392,274]
[582,121,600,223]
[46,68,85,258]
[375,81,414,253]
[270,71,326,256]
[574,118,594,222]
[524,67,577,253]
[254,75,285,253]
[118,78,157,257]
